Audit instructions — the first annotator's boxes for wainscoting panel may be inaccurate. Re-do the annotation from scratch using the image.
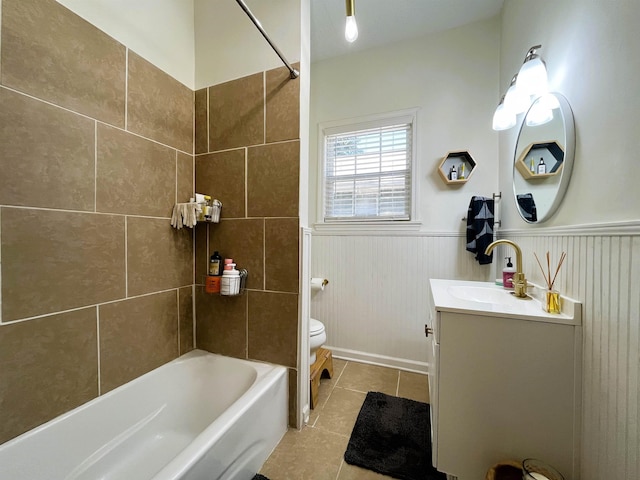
[505,231,640,480]
[310,234,488,369]
[312,226,640,480]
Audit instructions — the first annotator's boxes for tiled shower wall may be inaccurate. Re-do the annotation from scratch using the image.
[0,0,195,444]
[193,66,301,425]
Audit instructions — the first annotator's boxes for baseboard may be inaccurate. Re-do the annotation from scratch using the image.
[325,345,428,374]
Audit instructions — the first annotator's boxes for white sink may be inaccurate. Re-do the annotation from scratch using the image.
[431,279,580,324]
[446,285,518,305]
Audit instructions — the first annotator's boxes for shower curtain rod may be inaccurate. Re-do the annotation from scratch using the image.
[234,0,300,79]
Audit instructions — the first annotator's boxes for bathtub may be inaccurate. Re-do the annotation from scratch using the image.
[0,349,288,480]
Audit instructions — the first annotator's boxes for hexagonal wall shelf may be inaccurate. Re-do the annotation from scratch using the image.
[515,140,564,180]
[438,151,477,185]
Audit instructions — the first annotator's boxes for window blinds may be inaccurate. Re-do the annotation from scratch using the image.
[324,122,412,221]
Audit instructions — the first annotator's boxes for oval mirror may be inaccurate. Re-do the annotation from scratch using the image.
[512,92,575,223]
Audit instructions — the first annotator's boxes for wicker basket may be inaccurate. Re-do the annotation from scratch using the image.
[485,460,523,480]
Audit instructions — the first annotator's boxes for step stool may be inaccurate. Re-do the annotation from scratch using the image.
[310,347,333,409]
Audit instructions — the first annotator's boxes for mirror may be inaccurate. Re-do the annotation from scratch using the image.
[513,93,575,223]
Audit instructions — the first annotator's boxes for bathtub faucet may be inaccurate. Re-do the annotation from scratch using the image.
[485,239,528,298]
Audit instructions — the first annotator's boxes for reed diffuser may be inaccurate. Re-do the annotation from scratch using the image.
[534,251,566,314]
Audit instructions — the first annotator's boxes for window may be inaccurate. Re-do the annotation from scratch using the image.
[320,110,417,224]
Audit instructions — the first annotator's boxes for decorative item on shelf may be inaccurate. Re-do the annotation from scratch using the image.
[438,151,477,185]
[515,140,565,181]
[534,250,567,314]
[449,164,457,181]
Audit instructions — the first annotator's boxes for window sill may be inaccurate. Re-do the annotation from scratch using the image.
[313,220,423,236]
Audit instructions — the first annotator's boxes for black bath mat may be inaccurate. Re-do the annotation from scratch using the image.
[344,391,446,480]
[252,475,270,480]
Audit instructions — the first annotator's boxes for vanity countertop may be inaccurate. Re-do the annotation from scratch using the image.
[430,279,581,326]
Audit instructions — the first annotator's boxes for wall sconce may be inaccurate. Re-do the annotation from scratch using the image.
[492,45,550,131]
[525,92,561,126]
[503,74,530,115]
[345,0,358,43]
[492,95,516,131]
[516,45,548,97]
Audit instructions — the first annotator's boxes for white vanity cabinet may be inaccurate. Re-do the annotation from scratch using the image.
[428,279,582,480]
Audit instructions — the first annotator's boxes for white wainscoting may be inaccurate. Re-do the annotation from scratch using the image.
[312,223,640,480]
[310,233,489,372]
[502,226,640,480]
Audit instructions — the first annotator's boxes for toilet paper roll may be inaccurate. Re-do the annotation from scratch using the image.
[310,278,328,291]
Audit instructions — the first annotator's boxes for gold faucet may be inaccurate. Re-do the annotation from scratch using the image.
[485,239,529,298]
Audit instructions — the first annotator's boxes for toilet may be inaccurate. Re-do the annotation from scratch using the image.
[309,318,327,364]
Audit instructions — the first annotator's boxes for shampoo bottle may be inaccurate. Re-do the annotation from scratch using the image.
[503,257,515,290]
[209,251,222,276]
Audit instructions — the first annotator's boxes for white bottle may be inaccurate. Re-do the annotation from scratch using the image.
[220,265,241,295]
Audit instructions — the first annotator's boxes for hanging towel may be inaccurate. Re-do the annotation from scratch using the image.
[516,193,537,222]
[466,196,495,265]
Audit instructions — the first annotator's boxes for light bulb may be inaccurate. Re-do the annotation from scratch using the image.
[504,82,531,115]
[517,57,548,97]
[537,93,560,110]
[492,102,516,131]
[345,15,358,42]
[526,101,554,126]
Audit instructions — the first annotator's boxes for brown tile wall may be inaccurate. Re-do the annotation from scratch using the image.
[0,0,302,442]
[194,65,301,425]
[0,0,195,444]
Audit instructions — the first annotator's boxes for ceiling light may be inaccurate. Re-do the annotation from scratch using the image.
[345,0,358,43]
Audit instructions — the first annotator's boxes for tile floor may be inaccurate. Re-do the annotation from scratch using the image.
[259,358,430,480]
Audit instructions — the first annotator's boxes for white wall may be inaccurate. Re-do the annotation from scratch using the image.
[309,17,501,367]
[310,16,501,232]
[195,0,301,88]
[499,2,640,479]
[57,0,195,87]
[499,0,640,229]
[57,0,303,89]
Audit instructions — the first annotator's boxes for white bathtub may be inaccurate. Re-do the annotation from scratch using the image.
[0,349,288,480]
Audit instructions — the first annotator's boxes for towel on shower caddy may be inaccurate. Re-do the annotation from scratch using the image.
[466,196,495,265]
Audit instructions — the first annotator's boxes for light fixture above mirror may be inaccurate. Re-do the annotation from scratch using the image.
[492,45,550,131]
